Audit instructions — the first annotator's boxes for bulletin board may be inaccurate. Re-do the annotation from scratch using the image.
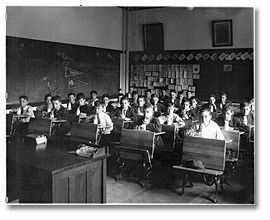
[6,36,121,104]
[129,48,254,103]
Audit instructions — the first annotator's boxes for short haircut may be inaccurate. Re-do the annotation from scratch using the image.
[90,90,97,95]
[200,106,211,115]
[120,95,129,103]
[248,98,254,103]
[118,88,122,91]
[76,92,85,100]
[146,89,151,94]
[138,95,145,100]
[143,103,153,111]
[118,93,124,97]
[151,94,158,99]
[178,90,183,95]
[161,88,167,92]
[102,94,110,99]
[223,104,234,113]
[68,92,75,97]
[19,95,29,101]
[181,97,190,106]
[209,94,216,99]
[190,96,198,102]
[94,100,102,107]
[131,91,138,96]
[44,94,52,101]
[170,89,176,94]
[52,95,61,102]
[221,92,227,97]
[166,102,174,110]
[240,101,251,109]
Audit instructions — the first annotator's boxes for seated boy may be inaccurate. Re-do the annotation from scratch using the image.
[88,90,99,107]
[186,107,225,140]
[67,92,79,115]
[49,95,70,136]
[178,97,192,120]
[94,101,114,146]
[135,103,164,151]
[151,94,165,117]
[158,102,185,127]
[115,96,137,123]
[189,96,201,120]
[235,101,254,126]
[135,103,162,132]
[202,94,218,113]
[102,94,115,117]
[130,91,139,108]
[114,93,125,108]
[36,94,53,117]
[159,88,170,105]
[10,95,35,140]
[76,92,93,117]
[145,89,152,103]
[248,98,255,114]
[217,92,232,112]
[169,89,181,112]
[216,104,249,132]
[134,95,145,116]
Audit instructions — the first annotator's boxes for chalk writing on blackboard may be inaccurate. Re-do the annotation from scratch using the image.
[68,78,88,90]
[57,51,74,61]
[65,67,84,78]
[43,76,61,95]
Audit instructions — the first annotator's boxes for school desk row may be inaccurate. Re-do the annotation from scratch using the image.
[6,119,248,204]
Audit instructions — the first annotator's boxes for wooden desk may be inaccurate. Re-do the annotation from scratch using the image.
[7,141,108,203]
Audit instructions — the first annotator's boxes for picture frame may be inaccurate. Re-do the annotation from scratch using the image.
[212,20,233,47]
[143,23,164,51]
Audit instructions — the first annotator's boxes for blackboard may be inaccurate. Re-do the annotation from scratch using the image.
[6,37,121,104]
[129,48,254,103]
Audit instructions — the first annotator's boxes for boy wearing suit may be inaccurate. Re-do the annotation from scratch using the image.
[49,95,70,136]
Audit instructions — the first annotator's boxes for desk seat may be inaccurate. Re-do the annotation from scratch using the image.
[173,165,224,176]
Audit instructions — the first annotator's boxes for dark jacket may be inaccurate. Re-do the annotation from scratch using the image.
[202,102,218,112]
[105,103,116,117]
[79,105,93,116]
[216,115,249,133]
[152,102,166,117]
[135,116,162,132]
[115,106,138,122]
[189,106,201,120]
[159,94,170,105]
[50,106,68,120]
[67,102,79,115]
[234,112,254,126]
[217,100,232,112]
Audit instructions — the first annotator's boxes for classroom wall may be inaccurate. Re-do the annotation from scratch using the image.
[6,6,123,51]
[128,7,253,51]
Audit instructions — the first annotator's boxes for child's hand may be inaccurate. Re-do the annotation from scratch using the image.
[139,124,146,130]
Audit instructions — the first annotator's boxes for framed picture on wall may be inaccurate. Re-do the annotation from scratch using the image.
[143,23,164,52]
[212,20,233,47]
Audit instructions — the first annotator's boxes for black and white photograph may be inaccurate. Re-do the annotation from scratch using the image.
[5,5,255,206]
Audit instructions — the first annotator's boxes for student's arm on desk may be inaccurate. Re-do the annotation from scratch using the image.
[146,118,162,132]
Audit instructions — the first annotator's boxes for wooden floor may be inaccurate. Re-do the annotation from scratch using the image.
[106,159,254,204]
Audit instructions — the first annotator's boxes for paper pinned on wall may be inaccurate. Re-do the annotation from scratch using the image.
[193,64,200,73]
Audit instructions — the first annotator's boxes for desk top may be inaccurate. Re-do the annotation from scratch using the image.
[13,115,29,118]
[7,141,108,175]
[51,119,67,123]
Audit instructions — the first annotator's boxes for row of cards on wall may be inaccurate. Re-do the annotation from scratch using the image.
[133,51,253,62]
[130,64,200,97]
